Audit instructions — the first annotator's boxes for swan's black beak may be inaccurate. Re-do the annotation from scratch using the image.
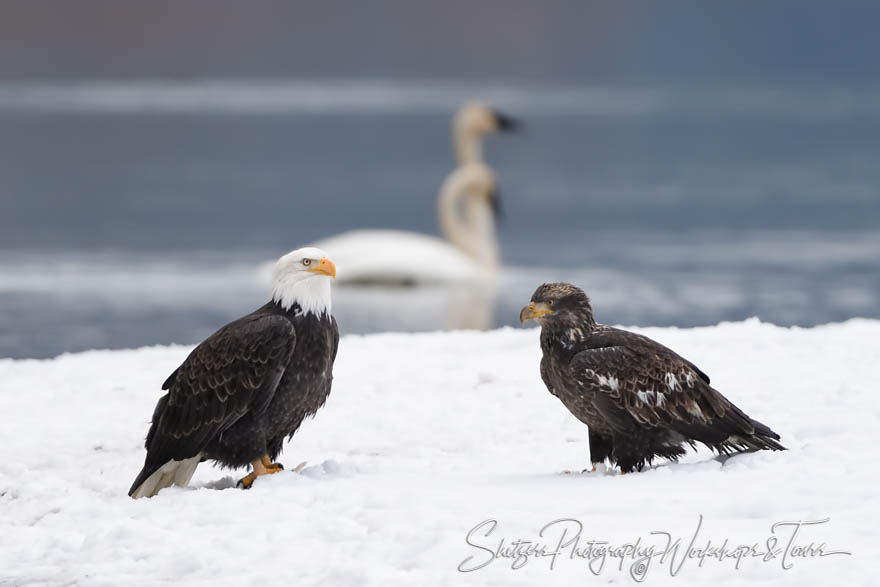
[493,110,519,133]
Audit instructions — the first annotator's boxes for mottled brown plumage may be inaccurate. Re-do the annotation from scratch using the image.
[523,283,784,473]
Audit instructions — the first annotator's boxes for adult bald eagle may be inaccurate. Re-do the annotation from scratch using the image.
[129,247,339,498]
[520,283,784,474]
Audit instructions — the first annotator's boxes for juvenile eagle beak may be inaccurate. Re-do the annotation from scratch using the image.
[520,301,552,323]
[309,257,337,279]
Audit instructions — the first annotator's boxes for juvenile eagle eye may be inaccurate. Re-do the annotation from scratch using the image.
[302,259,312,266]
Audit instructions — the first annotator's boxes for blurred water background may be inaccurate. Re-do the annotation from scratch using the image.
[1,2,878,358]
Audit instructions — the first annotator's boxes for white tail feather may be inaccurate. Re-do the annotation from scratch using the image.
[130,454,202,499]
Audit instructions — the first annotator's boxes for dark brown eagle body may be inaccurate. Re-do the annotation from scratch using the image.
[527,283,784,473]
[129,300,338,496]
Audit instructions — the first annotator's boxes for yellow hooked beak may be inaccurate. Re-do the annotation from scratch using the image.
[308,257,337,279]
[519,301,553,323]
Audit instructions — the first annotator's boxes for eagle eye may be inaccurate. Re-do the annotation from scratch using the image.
[302,259,312,266]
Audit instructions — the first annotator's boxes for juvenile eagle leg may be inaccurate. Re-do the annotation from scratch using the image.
[261,454,285,473]
[237,455,283,489]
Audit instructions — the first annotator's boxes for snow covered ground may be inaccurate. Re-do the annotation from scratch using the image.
[1,320,876,586]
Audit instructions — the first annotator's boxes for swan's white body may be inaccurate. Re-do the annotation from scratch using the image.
[317,160,498,285]
[313,101,511,286]
[314,230,482,285]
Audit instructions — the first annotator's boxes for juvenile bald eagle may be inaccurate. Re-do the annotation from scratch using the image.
[129,247,339,498]
[520,283,784,474]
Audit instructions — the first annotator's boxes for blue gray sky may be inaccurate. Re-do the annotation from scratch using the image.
[1,1,878,83]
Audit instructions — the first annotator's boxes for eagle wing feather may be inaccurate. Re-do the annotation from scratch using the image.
[139,314,297,474]
[569,330,728,435]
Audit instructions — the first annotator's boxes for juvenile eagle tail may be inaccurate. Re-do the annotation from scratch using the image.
[129,455,202,499]
[717,407,786,453]
[698,386,786,453]
[746,417,786,451]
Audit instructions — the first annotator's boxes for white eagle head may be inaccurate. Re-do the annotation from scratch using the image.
[271,247,336,315]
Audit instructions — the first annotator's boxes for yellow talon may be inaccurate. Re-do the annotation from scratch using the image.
[237,454,285,489]
[237,471,258,489]
[261,454,284,473]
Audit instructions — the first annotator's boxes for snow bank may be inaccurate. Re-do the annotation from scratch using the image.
[0,320,876,586]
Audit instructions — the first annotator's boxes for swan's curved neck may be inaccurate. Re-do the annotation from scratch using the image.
[454,127,483,166]
[437,171,499,268]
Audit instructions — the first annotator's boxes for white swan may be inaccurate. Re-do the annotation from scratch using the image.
[314,162,498,285]
[313,101,516,285]
[453,100,518,165]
